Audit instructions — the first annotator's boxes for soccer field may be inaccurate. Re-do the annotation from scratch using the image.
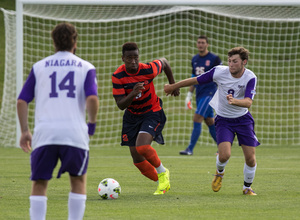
[0,1,299,219]
[0,144,299,220]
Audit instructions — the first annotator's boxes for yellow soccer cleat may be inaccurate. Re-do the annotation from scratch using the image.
[153,168,170,195]
[243,188,257,195]
[212,170,224,192]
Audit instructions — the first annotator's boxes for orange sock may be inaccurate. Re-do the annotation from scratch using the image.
[136,145,161,168]
[134,160,158,182]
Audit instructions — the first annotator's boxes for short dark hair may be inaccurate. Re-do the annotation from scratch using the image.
[122,42,139,55]
[228,47,249,61]
[51,22,77,51]
[198,35,208,44]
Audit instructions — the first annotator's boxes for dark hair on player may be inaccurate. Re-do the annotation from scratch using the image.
[228,47,249,61]
[51,22,77,51]
[122,42,139,55]
[198,35,209,44]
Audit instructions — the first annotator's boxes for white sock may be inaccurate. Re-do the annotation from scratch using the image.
[216,155,228,173]
[68,192,87,220]
[155,163,166,174]
[243,163,257,188]
[29,195,47,220]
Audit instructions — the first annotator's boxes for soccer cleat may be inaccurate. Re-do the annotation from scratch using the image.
[212,170,224,192]
[243,188,257,195]
[153,168,170,195]
[179,149,193,155]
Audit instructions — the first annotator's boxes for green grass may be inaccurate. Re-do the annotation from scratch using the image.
[0,144,299,220]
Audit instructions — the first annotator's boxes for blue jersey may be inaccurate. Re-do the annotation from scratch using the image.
[191,52,222,98]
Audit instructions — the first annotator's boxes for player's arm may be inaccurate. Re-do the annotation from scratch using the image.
[16,69,35,152]
[226,95,253,108]
[164,77,198,96]
[166,66,215,96]
[159,58,180,97]
[84,69,99,136]
[17,99,32,153]
[114,82,145,110]
[86,95,99,136]
[227,77,256,108]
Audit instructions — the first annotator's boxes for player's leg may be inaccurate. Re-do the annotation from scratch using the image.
[204,116,217,143]
[179,113,203,155]
[129,146,158,181]
[236,112,260,195]
[241,145,257,195]
[204,113,218,154]
[212,116,235,192]
[180,97,211,155]
[136,110,170,195]
[120,111,158,181]
[212,141,231,192]
[68,174,87,220]
[30,180,48,220]
[57,145,89,220]
[136,133,170,195]
[30,145,59,220]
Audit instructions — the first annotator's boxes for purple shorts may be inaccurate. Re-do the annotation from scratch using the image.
[215,112,260,147]
[30,145,89,180]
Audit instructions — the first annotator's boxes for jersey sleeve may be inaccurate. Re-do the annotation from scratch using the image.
[112,74,125,97]
[151,59,163,77]
[84,69,98,97]
[18,68,36,103]
[196,67,216,85]
[245,77,257,99]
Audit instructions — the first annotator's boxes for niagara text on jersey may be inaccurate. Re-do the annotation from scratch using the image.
[112,60,163,115]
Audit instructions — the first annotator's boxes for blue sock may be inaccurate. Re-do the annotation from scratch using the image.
[208,124,217,143]
[187,122,201,152]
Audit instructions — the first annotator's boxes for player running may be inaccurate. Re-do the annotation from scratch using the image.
[164,47,260,195]
[112,42,179,195]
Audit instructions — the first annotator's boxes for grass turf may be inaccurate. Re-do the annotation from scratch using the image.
[0,144,299,220]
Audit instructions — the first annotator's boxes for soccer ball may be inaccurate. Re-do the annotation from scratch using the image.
[98,178,121,200]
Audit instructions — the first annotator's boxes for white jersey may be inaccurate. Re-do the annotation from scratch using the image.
[21,51,97,150]
[197,65,257,118]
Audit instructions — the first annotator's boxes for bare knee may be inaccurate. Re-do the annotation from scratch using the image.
[218,153,230,163]
[245,157,256,167]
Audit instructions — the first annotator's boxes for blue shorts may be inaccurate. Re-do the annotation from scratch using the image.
[121,109,166,146]
[30,145,89,180]
[195,96,214,118]
[215,112,260,147]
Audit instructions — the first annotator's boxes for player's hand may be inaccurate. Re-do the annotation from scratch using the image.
[171,88,180,97]
[132,82,145,96]
[227,94,234,105]
[164,84,173,96]
[19,130,32,153]
[185,92,193,109]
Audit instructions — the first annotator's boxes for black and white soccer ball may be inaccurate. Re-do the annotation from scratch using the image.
[98,178,121,200]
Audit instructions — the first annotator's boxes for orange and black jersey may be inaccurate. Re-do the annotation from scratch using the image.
[112,60,163,115]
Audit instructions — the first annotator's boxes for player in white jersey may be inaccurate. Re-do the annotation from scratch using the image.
[164,47,260,195]
[17,23,99,220]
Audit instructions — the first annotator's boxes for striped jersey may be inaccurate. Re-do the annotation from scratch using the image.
[196,65,257,118]
[112,60,163,115]
[18,51,98,150]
